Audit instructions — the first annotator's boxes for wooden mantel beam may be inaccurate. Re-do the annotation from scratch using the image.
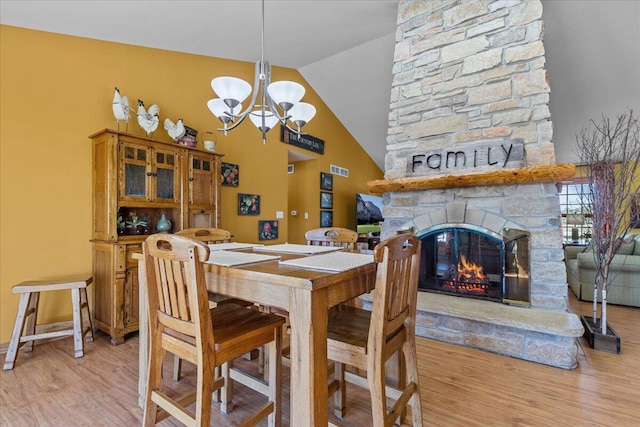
[367,163,576,193]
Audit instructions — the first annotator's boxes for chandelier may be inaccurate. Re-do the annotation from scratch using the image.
[207,0,316,144]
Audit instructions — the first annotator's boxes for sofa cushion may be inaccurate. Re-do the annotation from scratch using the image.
[617,236,636,255]
[634,235,640,255]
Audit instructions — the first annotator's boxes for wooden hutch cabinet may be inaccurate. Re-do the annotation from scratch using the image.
[91,129,222,344]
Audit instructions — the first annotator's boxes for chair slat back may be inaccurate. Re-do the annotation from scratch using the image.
[143,234,213,352]
[369,234,421,347]
[176,228,232,244]
[305,227,358,250]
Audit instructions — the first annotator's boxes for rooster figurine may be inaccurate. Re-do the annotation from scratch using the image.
[137,100,160,137]
[112,87,130,132]
[164,118,186,141]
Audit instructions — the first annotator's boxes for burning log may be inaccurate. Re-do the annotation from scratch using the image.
[457,255,490,285]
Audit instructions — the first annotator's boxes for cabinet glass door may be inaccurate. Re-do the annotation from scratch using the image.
[152,147,180,203]
[119,141,149,201]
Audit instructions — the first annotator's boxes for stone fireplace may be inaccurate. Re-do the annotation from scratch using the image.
[363,0,584,369]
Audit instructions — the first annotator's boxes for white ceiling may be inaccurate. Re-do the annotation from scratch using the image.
[2,1,638,169]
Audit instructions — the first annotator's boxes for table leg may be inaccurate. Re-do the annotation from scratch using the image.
[138,258,148,408]
[288,287,328,426]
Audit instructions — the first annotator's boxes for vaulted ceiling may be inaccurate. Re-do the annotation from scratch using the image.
[2,1,638,169]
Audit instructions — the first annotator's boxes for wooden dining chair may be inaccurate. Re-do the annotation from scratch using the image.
[173,227,254,381]
[327,233,423,427]
[175,228,251,306]
[305,227,359,250]
[175,227,231,243]
[306,227,360,308]
[142,234,284,427]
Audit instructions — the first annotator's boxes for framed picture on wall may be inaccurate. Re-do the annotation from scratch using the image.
[320,172,333,191]
[221,162,239,187]
[238,193,260,215]
[259,220,279,240]
[320,191,333,209]
[320,211,333,227]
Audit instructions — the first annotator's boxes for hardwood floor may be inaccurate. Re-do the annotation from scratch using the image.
[1,292,638,426]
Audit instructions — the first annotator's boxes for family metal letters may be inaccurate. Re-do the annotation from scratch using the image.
[407,139,524,177]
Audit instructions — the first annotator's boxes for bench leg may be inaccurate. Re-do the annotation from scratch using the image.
[3,292,37,370]
[79,287,94,343]
[22,292,39,353]
[71,288,84,358]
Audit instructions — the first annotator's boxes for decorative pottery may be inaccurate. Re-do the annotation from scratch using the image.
[156,214,172,233]
[203,140,216,151]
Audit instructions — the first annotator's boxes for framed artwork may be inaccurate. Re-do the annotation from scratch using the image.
[320,191,333,209]
[238,193,260,215]
[259,220,279,240]
[320,172,333,191]
[320,211,333,227]
[221,162,239,187]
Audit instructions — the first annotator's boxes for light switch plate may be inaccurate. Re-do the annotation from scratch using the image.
[276,211,284,219]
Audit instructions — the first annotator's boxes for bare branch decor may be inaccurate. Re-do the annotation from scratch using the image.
[575,109,640,337]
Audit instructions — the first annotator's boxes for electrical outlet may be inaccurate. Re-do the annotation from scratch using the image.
[304,212,309,219]
[276,211,284,219]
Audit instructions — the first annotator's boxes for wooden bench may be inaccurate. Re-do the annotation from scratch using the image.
[3,276,94,370]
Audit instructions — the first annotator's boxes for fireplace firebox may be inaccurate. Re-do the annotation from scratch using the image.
[419,226,530,305]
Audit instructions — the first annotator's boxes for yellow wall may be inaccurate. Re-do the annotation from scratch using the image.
[0,25,383,343]
[574,164,640,233]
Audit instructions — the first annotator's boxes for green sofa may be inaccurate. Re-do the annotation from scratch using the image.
[565,234,640,307]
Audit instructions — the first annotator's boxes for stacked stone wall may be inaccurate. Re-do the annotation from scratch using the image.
[387,0,553,179]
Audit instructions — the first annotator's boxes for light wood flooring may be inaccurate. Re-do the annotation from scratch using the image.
[1,292,638,426]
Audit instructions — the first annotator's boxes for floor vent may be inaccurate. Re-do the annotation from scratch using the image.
[330,164,349,177]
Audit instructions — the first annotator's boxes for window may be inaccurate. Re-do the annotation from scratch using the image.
[559,181,592,242]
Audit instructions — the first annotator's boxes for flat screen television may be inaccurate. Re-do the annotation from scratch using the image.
[356,193,384,234]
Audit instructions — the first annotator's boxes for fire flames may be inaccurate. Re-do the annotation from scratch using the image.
[443,255,490,292]
[457,255,490,286]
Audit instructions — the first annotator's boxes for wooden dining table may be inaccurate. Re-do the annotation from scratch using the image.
[135,244,376,426]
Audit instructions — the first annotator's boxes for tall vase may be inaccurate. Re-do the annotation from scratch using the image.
[156,214,172,233]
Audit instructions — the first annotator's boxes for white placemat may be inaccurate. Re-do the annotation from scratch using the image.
[255,243,344,254]
[207,242,264,251]
[279,252,374,272]
[206,250,280,267]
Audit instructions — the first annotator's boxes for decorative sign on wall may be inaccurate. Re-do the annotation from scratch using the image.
[406,139,525,177]
[281,126,324,154]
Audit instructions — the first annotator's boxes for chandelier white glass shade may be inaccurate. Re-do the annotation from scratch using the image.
[207,98,242,126]
[207,0,316,143]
